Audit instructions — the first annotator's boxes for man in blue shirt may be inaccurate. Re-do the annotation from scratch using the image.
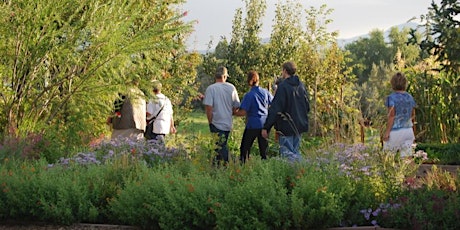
[234,70,273,163]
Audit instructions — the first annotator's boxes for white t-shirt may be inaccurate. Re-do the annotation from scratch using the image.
[146,93,173,134]
[203,82,240,131]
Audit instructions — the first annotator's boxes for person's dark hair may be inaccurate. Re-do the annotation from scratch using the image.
[247,70,259,86]
[282,61,296,75]
[390,72,407,91]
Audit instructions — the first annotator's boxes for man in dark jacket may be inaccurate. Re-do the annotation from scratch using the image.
[261,61,310,162]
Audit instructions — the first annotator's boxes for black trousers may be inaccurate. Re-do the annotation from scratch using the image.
[240,128,268,163]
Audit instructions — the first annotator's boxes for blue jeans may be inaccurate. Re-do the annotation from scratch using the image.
[278,135,302,162]
[209,124,230,164]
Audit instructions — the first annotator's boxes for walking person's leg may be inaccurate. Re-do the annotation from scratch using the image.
[257,128,268,160]
[240,129,258,163]
[210,124,230,164]
[279,135,302,162]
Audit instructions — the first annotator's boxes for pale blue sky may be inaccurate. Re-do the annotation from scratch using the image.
[182,0,439,51]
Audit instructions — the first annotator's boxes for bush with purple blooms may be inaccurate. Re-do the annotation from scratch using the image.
[53,137,184,168]
[0,137,459,229]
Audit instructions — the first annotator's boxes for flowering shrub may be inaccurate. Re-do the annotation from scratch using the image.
[53,137,183,168]
[369,187,460,229]
[413,149,429,164]
[0,140,459,228]
[0,133,48,160]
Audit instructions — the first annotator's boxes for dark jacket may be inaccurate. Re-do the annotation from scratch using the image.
[263,75,310,136]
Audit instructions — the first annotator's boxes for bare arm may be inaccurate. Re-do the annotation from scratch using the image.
[411,108,416,138]
[205,105,213,124]
[233,108,247,116]
[383,107,395,141]
[170,115,176,134]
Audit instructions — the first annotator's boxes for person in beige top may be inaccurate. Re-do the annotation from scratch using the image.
[107,80,146,141]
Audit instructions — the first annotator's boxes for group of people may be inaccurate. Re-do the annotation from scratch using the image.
[203,61,417,164]
[106,80,176,145]
[107,61,417,163]
[204,62,310,164]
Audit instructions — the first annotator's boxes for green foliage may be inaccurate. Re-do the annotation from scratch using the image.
[0,0,198,149]
[215,160,291,229]
[416,143,460,165]
[1,141,460,228]
[289,167,345,228]
[381,187,460,229]
[0,133,48,161]
[345,30,393,84]
[0,159,144,224]
[110,165,221,229]
[388,27,421,67]
[408,70,460,143]
[201,1,361,142]
[264,0,304,79]
[355,62,392,124]
[404,0,460,143]
[419,0,460,75]
[225,0,267,92]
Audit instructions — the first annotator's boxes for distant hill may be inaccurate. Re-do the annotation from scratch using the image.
[336,22,421,47]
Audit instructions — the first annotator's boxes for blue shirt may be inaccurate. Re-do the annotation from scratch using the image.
[240,86,273,129]
[385,92,416,130]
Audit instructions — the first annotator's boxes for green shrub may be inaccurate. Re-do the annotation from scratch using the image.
[110,164,222,229]
[289,167,345,228]
[0,158,143,224]
[215,160,291,229]
[0,160,93,224]
[380,188,460,229]
[2,141,458,229]
[415,143,460,165]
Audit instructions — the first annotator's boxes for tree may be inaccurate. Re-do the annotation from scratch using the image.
[199,1,362,142]
[388,27,421,67]
[419,0,460,75]
[408,0,460,143]
[345,30,392,84]
[227,0,267,91]
[295,4,359,140]
[262,0,304,88]
[0,0,195,145]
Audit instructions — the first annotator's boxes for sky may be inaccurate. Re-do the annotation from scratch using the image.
[181,0,440,51]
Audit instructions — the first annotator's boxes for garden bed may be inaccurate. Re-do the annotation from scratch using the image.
[0,222,138,230]
[417,164,460,177]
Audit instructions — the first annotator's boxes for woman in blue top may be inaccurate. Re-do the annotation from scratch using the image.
[383,72,416,157]
[234,70,273,163]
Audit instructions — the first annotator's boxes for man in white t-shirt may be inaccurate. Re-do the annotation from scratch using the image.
[203,66,240,164]
[146,80,176,144]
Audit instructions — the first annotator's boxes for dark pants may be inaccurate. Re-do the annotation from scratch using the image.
[209,124,230,164]
[151,133,165,145]
[240,128,268,163]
